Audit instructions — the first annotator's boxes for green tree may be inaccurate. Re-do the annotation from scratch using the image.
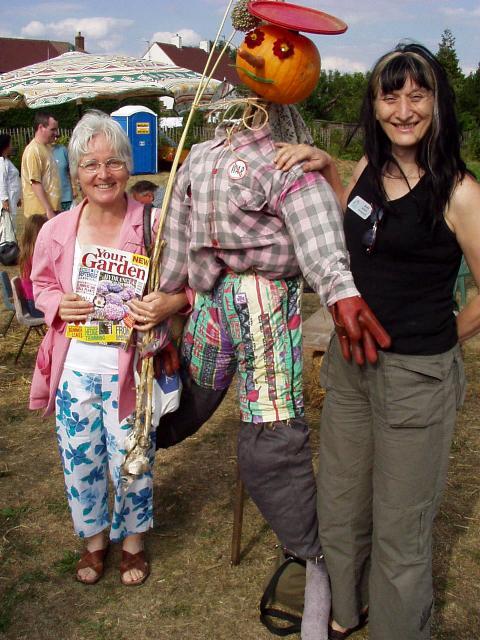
[457,63,480,129]
[436,29,464,92]
[0,97,163,129]
[182,108,206,148]
[299,70,367,123]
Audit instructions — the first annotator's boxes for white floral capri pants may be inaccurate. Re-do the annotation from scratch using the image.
[55,368,155,541]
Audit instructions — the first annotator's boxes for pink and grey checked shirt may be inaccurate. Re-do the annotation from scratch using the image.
[160,124,358,307]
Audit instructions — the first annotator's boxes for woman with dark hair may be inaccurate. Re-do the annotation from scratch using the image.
[275,42,480,640]
[0,133,21,230]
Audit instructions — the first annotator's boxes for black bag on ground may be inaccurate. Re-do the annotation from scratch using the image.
[260,551,306,636]
[0,241,19,266]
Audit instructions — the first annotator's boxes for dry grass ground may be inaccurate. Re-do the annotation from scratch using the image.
[0,170,478,639]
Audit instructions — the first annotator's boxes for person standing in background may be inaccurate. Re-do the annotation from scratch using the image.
[21,112,61,219]
[0,133,21,233]
[52,135,74,211]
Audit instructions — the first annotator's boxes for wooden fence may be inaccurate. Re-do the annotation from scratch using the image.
[2,123,476,157]
[0,126,73,153]
[159,121,363,148]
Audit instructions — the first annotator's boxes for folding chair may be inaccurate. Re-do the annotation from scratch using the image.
[0,270,16,337]
[10,276,45,363]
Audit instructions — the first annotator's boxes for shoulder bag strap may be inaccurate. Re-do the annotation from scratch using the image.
[259,556,306,636]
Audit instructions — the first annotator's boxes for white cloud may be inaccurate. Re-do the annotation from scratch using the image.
[438,5,480,18]
[21,21,46,37]
[96,35,124,53]
[21,17,133,50]
[438,7,467,16]
[321,56,367,73]
[150,28,203,46]
[36,2,83,11]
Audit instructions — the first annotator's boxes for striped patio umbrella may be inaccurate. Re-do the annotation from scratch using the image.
[0,50,220,112]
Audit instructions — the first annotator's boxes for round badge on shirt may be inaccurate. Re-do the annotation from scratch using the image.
[228,160,247,180]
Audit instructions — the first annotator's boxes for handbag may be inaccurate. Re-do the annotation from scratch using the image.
[0,240,19,266]
[260,550,306,636]
[0,208,18,265]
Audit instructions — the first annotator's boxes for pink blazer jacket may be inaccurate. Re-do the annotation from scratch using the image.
[29,196,146,421]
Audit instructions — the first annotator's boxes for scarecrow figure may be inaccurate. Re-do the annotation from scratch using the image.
[159,2,390,638]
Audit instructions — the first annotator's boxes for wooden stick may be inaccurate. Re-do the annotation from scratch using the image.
[125,1,238,480]
[231,461,245,566]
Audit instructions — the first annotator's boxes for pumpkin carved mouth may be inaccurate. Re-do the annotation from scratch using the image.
[234,64,274,84]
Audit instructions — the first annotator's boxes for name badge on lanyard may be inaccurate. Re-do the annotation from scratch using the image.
[348,196,372,219]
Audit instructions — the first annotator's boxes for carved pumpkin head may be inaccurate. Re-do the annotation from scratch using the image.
[236,24,320,104]
[232,1,347,105]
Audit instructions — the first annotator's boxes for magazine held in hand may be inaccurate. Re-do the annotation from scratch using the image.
[66,244,149,345]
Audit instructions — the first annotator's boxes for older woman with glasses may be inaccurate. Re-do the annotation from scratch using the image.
[29,110,187,586]
[275,43,480,639]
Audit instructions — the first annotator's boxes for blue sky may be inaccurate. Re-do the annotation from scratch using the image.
[1,0,479,74]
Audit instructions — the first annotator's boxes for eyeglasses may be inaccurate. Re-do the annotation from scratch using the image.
[361,207,384,255]
[78,158,126,173]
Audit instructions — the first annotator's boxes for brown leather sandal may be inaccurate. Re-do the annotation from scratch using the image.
[76,546,109,585]
[328,610,369,640]
[120,549,150,586]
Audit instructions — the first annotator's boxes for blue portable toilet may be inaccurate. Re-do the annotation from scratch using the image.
[111,106,158,175]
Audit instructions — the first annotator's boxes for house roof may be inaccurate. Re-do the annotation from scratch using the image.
[153,43,238,85]
[0,37,74,74]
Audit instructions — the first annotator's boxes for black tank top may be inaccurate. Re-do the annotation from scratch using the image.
[345,165,462,355]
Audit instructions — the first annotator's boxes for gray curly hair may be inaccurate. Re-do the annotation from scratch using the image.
[68,109,132,178]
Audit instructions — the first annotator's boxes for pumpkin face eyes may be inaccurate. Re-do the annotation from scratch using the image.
[236,24,321,105]
[273,38,295,60]
[245,28,265,48]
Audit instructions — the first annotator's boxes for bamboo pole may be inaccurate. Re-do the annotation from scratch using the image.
[121,1,237,482]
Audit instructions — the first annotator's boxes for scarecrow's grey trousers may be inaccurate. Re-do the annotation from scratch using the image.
[317,335,466,640]
[238,417,323,560]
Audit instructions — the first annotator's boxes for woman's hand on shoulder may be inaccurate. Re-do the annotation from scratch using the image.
[275,143,348,204]
[58,293,93,322]
[274,143,334,173]
[128,290,188,332]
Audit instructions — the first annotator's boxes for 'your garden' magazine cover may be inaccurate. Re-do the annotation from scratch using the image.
[65,245,150,345]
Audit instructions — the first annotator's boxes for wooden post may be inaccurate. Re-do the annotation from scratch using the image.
[231,461,245,566]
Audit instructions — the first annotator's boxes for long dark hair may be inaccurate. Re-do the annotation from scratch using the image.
[0,134,11,156]
[361,42,466,222]
[19,215,47,276]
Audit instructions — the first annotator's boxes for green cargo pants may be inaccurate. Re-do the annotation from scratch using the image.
[317,335,466,640]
